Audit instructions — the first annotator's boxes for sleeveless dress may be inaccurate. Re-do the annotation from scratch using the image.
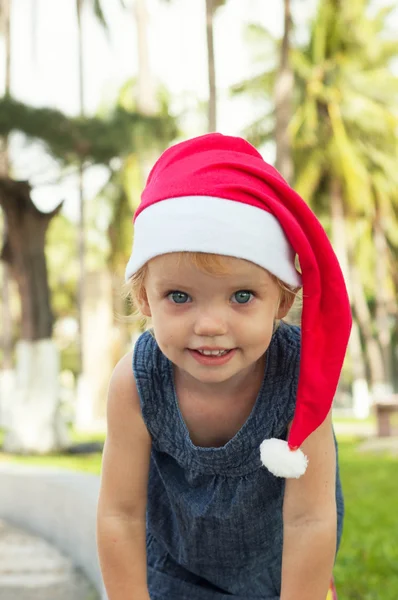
[133,322,344,600]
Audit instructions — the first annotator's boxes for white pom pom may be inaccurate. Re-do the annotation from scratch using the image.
[260,438,308,478]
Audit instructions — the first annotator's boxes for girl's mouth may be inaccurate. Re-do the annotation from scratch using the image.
[188,348,237,366]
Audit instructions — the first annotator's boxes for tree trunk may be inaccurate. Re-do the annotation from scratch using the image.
[2,338,69,453]
[349,321,371,418]
[205,0,217,132]
[373,204,393,394]
[133,0,159,183]
[350,259,388,397]
[0,180,60,340]
[76,0,85,371]
[329,177,371,417]
[1,259,13,368]
[134,0,158,116]
[329,178,351,284]
[0,178,68,453]
[75,271,115,431]
[274,0,294,183]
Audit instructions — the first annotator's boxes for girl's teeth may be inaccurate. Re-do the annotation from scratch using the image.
[198,349,228,356]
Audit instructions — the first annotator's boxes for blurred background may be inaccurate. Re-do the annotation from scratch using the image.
[0,0,397,598]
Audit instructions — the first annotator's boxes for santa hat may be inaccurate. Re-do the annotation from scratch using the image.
[125,133,352,478]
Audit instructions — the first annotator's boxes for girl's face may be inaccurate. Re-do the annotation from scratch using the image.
[140,254,293,387]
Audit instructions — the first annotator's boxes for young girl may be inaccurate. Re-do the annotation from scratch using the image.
[97,133,351,600]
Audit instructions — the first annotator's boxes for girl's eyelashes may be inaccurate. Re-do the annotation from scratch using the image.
[231,290,255,304]
[167,291,192,304]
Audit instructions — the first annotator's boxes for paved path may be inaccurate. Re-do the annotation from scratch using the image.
[0,520,99,600]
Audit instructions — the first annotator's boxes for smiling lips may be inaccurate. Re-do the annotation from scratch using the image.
[188,347,237,366]
[196,348,229,356]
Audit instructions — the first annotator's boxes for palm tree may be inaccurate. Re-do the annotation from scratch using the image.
[0,94,176,451]
[74,0,125,370]
[233,0,398,409]
[205,0,227,131]
[205,0,217,131]
[134,0,157,116]
[373,183,397,390]
[161,0,225,131]
[290,0,398,401]
[274,0,294,183]
[75,0,86,373]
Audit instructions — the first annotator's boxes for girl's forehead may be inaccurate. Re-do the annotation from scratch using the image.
[147,253,273,284]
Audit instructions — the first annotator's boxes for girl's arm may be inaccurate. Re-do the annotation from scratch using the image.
[97,352,152,600]
[280,410,337,600]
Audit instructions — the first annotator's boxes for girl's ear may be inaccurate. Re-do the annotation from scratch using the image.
[276,292,296,320]
[137,290,152,317]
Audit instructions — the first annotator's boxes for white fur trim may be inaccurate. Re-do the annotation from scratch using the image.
[125,196,302,287]
[260,438,308,478]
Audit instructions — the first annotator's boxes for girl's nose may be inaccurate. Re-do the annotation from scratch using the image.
[193,313,228,337]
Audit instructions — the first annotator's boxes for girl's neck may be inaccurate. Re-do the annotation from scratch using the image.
[175,354,266,404]
[173,355,267,448]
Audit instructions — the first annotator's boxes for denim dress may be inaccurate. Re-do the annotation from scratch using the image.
[133,322,344,600]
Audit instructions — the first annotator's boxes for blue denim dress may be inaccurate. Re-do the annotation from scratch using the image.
[133,322,344,600]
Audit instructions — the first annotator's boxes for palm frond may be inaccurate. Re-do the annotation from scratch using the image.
[328,101,373,215]
[340,90,398,138]
[241,113,275,148]
[293,151,324,202]
[372,4,398,34]
[93,0,108,30]
[231,71,275,97]
[244,23,277,46]
[346,69,398,106]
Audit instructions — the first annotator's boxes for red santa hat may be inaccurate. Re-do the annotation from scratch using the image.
[125,133,352,478]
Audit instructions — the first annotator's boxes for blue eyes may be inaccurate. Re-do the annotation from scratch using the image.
[168,292,190,304]
[232,291,253,304]
[167,291,254,305]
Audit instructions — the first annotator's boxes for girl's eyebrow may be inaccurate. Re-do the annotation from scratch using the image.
[153,278,191,290]
[225,278,271,290]
[153,277,271,291]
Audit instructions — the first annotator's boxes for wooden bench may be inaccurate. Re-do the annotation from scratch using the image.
[375,395,398,437]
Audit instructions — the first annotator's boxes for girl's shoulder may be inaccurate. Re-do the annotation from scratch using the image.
[132,329,167,378]
[272,321,301,372]
[263,322,301,434]
[131,330,173,440]
[276,320,301,347]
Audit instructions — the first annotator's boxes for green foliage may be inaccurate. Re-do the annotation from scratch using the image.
[233,0,398,210]
[46,214,79,317]
[95,79,180,276]
[0,96,177,167]
[291,0,398,216]
[213,0,227,10]
[92,0,108,30]
[233,0,398,314]
[292,0,398,309]
[81,0,128,33]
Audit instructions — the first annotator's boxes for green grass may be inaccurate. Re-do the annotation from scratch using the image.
[0,450,104,474]
[333,414,398,427]
[1,432,397,598]
[335,439,398,599]
[0,429,104,474]
[333,416,374,426]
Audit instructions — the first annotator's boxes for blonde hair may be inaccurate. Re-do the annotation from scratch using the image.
[127,252,301,325]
